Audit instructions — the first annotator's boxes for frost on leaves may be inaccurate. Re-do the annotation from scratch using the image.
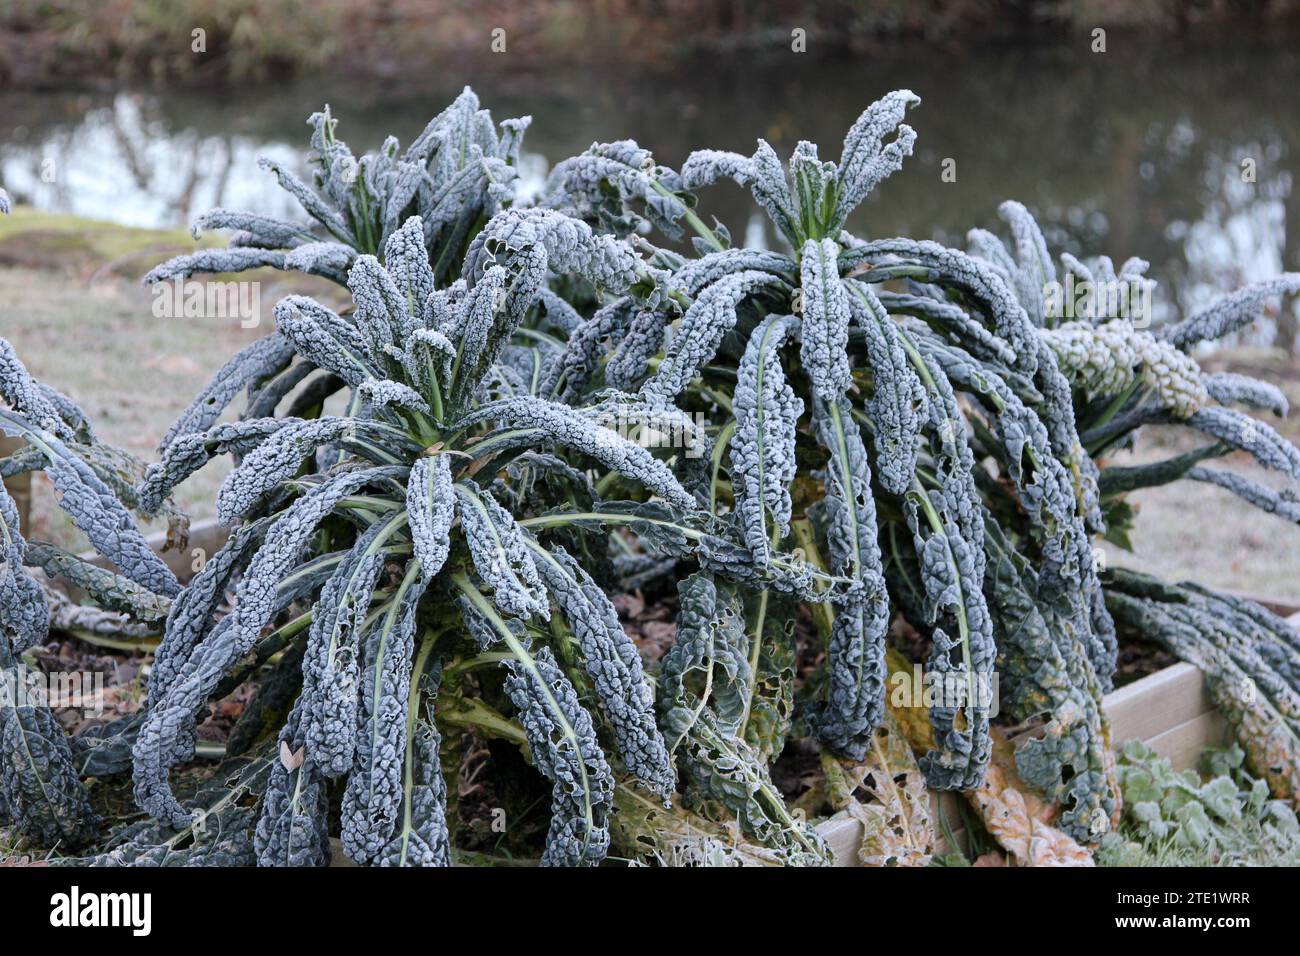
[453,482,549,621]
[730,315,802,563]
[799,238,852,402]
[502,645,614,866]
[529,542,675,800]
[406,454,454,584]
[810,394,890,758]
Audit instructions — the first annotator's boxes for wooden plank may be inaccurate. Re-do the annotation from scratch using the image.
[0,434,30,529]
[816,816,862,866]
[59,519,230,607]
[1103,662,1214,745]
[1143,711,1230,771]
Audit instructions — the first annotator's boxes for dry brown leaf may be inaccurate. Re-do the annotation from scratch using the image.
[882,651,1096,865]
[968,762,1093,866]
[825,709,934,866]
[279,740,305,771]
[884,646,935,753]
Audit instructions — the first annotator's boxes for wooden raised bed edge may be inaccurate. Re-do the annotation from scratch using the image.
[75,520,1300,866]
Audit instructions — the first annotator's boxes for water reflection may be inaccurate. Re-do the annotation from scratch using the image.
[2,42,1297,339]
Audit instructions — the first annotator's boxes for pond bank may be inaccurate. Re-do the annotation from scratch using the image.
[4,1,1300,89]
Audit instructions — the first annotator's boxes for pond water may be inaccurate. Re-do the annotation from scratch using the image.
[2,41,1298,333]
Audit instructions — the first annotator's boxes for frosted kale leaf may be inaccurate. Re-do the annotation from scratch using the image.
[1162,275,1300,348]
[1043,319,1208,416]
[899,356,995,790]
[23,541,169,625]
[274,295,382,386]
[662,572,752,738]
[300,515,402,778]
[545,140,691,239]
[0,483,49,652]
[529,542,675,800]
[681,90,917,248]
[406,453,454,584]
[984,519,1117,843]
[215,416,414,523]
[254,701,332,867]
[1106,571,1300,805]
[965,200,1056,325]
[659,573,830,865]
[134,466,407,828]
[454,482,549,621]
[810,394,890,758]
[845,281,925,495]
[841,237,1038,371]
[1188,406,1300,480]
[730,315,802,563]
[139,420,286,515]
[340,564,425,864]
[376,671,450,869]
[1,337,80,442]
[0,409,180,598]
[465,207,653,300]
[1203,372,1289,416]
[0,642,98,849]
[642,270,787,403]
[1186,467,1300,523]
[798,238,852,401]
[501,644,615,866]
[456,396,696,509]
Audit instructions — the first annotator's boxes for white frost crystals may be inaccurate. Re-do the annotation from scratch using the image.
[11,83,1300,868]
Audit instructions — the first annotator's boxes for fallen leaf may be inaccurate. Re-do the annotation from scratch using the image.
[968,761,1093,866]
[824,709,934,866]
[279,740,305,771]
[613,593,645,618]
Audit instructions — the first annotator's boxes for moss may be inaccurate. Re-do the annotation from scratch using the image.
[0,206,208,277]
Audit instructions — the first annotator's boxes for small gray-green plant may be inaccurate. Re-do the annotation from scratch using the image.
[1098,740,1300,866]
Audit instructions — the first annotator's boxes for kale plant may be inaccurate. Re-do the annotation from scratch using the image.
[538,90,1300,848]
[144,87,529,289]
[961,207,1300,546]
[1106,569,1300,802]
[9,85,1300,866]
[539,91,1082,833]
[128,167,830,864]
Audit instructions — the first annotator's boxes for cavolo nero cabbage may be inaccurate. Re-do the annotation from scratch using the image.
[124,108,825,862]
[7,84,1300,866]
[548,90,1006,818]
[541,90,1300,847]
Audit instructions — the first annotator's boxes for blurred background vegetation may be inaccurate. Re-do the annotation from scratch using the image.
[2,0,1300,86]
